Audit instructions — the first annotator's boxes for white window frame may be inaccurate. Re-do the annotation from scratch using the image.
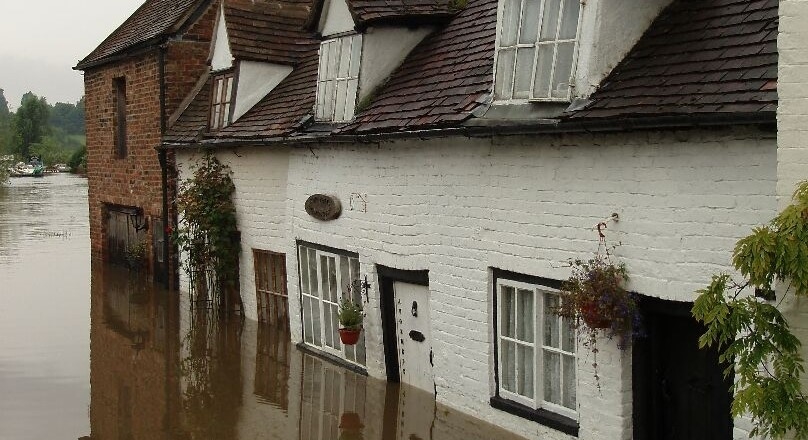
[496,278,578,420]
[210,72,234,130]
[298,244,365,366]
[315,34,362,122]
[493,0,584,103]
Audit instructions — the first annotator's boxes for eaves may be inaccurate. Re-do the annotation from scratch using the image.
[160,111,776,151]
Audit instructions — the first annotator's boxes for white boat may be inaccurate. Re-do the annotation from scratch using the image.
[8,158,46,177]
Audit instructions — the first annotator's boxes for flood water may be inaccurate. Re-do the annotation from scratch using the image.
[0,175,528,440]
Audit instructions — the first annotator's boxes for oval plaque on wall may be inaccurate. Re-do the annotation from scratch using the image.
[305,194,342,221]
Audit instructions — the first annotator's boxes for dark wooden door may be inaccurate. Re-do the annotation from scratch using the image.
[633,297,733,440]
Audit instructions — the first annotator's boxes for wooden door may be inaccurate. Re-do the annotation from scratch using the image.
[633,298,733,440]
[393,282,434,395]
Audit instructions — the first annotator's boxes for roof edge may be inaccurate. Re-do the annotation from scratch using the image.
[161,111,776,150]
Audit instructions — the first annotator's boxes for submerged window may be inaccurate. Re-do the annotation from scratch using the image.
[315,34,362,122]
[495,0,582,101]
[298,243,365,365]
[495,274,577,421]
[210,72,234,130]
[254,249,289,329]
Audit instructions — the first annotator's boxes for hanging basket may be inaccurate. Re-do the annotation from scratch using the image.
[581,300,611,329]
[339,327,362,345]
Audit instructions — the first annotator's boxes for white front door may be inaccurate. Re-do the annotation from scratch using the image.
[393,282,434,395]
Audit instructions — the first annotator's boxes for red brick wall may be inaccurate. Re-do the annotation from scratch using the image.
[83,1,216,281]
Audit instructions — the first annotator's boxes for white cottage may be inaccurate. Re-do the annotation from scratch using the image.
[162,0,802,438]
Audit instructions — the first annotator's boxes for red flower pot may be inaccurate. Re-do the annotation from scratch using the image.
[339,328,362,345]
[581,300,611,329]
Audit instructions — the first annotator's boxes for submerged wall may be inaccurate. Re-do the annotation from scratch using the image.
[176,126,777,439]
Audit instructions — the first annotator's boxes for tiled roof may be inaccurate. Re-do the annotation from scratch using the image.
[224,0,316,65]
[569,0,778,120]
[166,43,321,141]
[76,0,204,69]
[164,78,212,143]
[218,49,320,137]
[347,0,457,25]
[340,0,496,133]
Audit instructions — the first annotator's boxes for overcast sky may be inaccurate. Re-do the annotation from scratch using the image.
[0,0,146,110]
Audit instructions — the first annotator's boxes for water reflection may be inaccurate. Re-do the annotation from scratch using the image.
[90,265,526,440]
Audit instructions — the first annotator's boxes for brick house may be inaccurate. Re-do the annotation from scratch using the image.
[155,0,804,438]
[75,0,218,285]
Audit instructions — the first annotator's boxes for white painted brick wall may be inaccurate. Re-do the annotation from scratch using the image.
[777,2,808,440]
[177,127,777,439]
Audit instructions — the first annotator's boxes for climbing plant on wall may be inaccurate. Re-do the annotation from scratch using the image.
[693,180,808,439]
[174,151,241,313]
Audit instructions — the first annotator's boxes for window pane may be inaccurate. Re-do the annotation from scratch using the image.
[213,78,222,104]
[562,316,576,353]
[309,249,319,298]
[517,344,535,399]
[500,0,520,46]
[340,256,350,296]
[532,44,554,98]
[300,248,310,294]
[323,80,335,119]
[212,106,221,129]
[328,256,338,302]
[338,38,352,77]
[544,350,561,405]
[519,0,541,44]
[551,42,575,99]
[349,36,362,77]
[327,41,340,80]
[330,304,341,349]
[324,299,334,346]
[562,354,576,409]
[539,0,561,41]
[513,48,535,99]
[501,285,515,337]
[312,299,322,346]
[501,340,516,392]
[225,76,234,100]
[516,288,534,342]
[344,79,358,120]
[222,103,230,126]
[544,292,560,347]
[495,49,515,99]
[334,80,348,122]
[559,0,580,40]
[303,296,313,343]
[318,43,329,76]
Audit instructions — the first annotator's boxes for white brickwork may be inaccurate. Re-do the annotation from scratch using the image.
[177,128,776,439]
[778,2,808,439]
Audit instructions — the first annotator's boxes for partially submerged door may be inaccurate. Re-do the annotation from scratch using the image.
[393,281,434,395]
[633,297,733,440]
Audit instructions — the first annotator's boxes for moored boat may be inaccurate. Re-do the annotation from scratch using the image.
[8,157,46,178]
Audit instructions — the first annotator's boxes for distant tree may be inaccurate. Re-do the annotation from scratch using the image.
[49,97,85,135]
[11,92,50,159]
[0,89,11,153]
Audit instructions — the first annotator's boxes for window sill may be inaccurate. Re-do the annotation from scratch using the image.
[295,342,368,376]
[490,396,579,437]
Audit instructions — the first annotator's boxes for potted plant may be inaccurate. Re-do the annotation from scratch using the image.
[338,297,363,345]
[554,251,641,350]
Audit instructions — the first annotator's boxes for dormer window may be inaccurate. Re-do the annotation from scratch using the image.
[315,34,362,122]
[210,72,234,130]
[494,0,582,102]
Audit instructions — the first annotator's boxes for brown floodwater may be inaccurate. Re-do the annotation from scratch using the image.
[1,175,527,440]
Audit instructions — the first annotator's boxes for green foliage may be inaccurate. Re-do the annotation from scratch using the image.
[12,92,50,159]
[49,98,85,135]
[338,298,363,329]
[693,180,808,439]
[555,250,640,350]
[174,152,240,308]
[67,144,87,172]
